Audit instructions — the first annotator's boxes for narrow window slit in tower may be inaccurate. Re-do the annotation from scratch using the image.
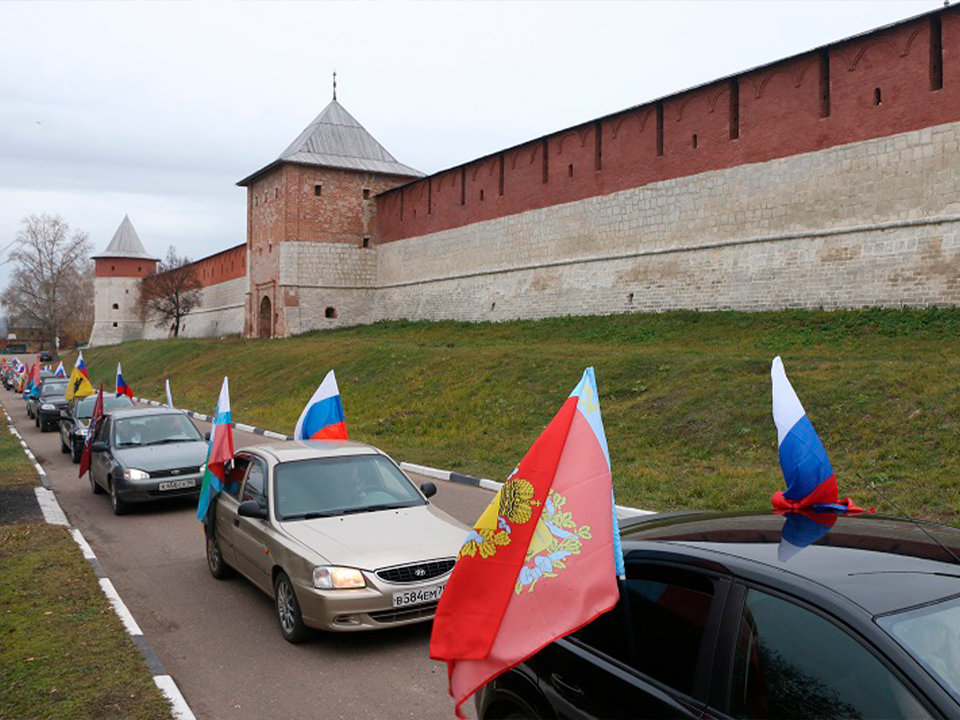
[542,139,549,183]
[930,15,943,91]
[874,87,882,106]
[819,50,831,118]
[362,237,370,248]
[655,103,664,157]
[729,80,740,139]
[363,188,370,199]
[479,189,484,201]
[594,120,602,171]
[314,184,322,196]
[692,134,698,149]
[568,163,574,178]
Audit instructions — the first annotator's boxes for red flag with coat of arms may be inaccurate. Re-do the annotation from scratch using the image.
[430,368,623,716]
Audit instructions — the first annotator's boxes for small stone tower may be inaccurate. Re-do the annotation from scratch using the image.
[88,215,159,347]
[237,96,422,338]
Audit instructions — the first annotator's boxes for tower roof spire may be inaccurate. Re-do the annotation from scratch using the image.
[91,214,158,260]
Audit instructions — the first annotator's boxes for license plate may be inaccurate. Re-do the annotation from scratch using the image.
[392,583,446,608]
[158,478,196,491]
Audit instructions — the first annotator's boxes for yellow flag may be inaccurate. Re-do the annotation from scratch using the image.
[65,366,94,401]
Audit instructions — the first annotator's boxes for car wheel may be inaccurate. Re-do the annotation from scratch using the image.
[60,435,70,454]
[89,472,104,495]
[109,481,127,515]
[72,442,82,464]
[34,414,39,427]
[206,535,233,580]
[274,571,310,644]
[40,420,48,433]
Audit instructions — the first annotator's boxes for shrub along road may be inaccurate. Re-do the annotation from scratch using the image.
[1,392,494,720]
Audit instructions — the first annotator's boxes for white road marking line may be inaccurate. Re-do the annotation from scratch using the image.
[98,578,143,636]
[34,487,69,525]
[153,675,196,720]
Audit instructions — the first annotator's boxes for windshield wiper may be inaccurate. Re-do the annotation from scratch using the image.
[141,438,194,446]
[281,510,344,521]
[341,502,417,515]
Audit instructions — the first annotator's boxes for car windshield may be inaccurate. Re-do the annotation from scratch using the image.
[113,414,202,448]
[76,395,135,419]
[275,455,426,521]
[40,382,68,398]
[878,595,960,701]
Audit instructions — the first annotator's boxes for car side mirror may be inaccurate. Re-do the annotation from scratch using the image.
[420,481,437,499]
[238,500,268,520]
[60,410,69,419]
[204,432,211,441]
[91,441,108,453]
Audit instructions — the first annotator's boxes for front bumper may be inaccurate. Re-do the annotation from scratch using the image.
[38,407,66,424]
[114,473,204,503]
[295,575,450,632]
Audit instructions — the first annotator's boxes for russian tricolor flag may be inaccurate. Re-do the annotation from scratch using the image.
[76,351,89,379]
[116,362,133,399]
[771,357,864,513]
[54,361,66,378]
[294,370,348,441]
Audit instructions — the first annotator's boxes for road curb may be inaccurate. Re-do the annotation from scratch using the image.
[134,396,654,518]
[3,406,197,720]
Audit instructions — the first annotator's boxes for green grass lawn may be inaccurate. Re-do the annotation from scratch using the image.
[71,308,960,525]
[0,405,169,719]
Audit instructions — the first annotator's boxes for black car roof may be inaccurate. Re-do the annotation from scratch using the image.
[621,511,960,616]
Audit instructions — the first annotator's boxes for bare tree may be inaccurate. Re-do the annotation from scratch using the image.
[137,246,201,338]
[60,259,95,345]
[1,214,93,350]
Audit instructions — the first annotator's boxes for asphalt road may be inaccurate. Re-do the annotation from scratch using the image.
[1,385,494,719]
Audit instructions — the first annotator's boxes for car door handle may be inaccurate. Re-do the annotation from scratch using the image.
[551,673,584,697]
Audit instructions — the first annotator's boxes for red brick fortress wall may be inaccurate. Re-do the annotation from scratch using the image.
[376,8,960,243]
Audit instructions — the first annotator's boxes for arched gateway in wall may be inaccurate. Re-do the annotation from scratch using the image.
[259,295,272,338]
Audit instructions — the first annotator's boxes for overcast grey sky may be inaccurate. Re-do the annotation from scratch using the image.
[0,0,935,280]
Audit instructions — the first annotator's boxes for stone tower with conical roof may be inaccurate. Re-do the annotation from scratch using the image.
[237,96,422,339]
[88,215,159,346]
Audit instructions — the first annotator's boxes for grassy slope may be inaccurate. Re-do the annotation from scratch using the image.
[0,406,169,719]
[72,309,960,524]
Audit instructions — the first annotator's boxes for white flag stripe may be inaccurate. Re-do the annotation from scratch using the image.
[293,370,340,440]
[771,356,806,446]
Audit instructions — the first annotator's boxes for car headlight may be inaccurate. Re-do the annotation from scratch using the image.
[199,463,207,475]
[313,566,366,590]
[41,403,56,411]
[123,468,150,481]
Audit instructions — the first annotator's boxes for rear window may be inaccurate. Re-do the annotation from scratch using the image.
[574,565,715,696]
[76,395,135,419]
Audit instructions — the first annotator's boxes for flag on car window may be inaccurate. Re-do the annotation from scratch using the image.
[79,385,104,479]
[430,367,623,717]
[293,369,348,441]
[54,361,65,378]
[165,379,174,409]
[115,363,133,399]
[770,357,864,513]
[66,361,95,401]
[197,377,235,524]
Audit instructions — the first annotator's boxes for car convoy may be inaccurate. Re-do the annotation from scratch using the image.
[3,355,960,719]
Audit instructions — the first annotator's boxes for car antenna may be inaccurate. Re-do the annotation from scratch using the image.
[862,475,960,566]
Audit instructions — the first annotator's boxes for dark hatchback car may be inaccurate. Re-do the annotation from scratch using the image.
[59,393,135,462]
[32,378,70,431]
[25,370,56,418]
[476,511,960,720]
[88,407,208,515]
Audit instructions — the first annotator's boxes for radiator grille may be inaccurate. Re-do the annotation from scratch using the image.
[376,558,455,585]
[150,466,202,479]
